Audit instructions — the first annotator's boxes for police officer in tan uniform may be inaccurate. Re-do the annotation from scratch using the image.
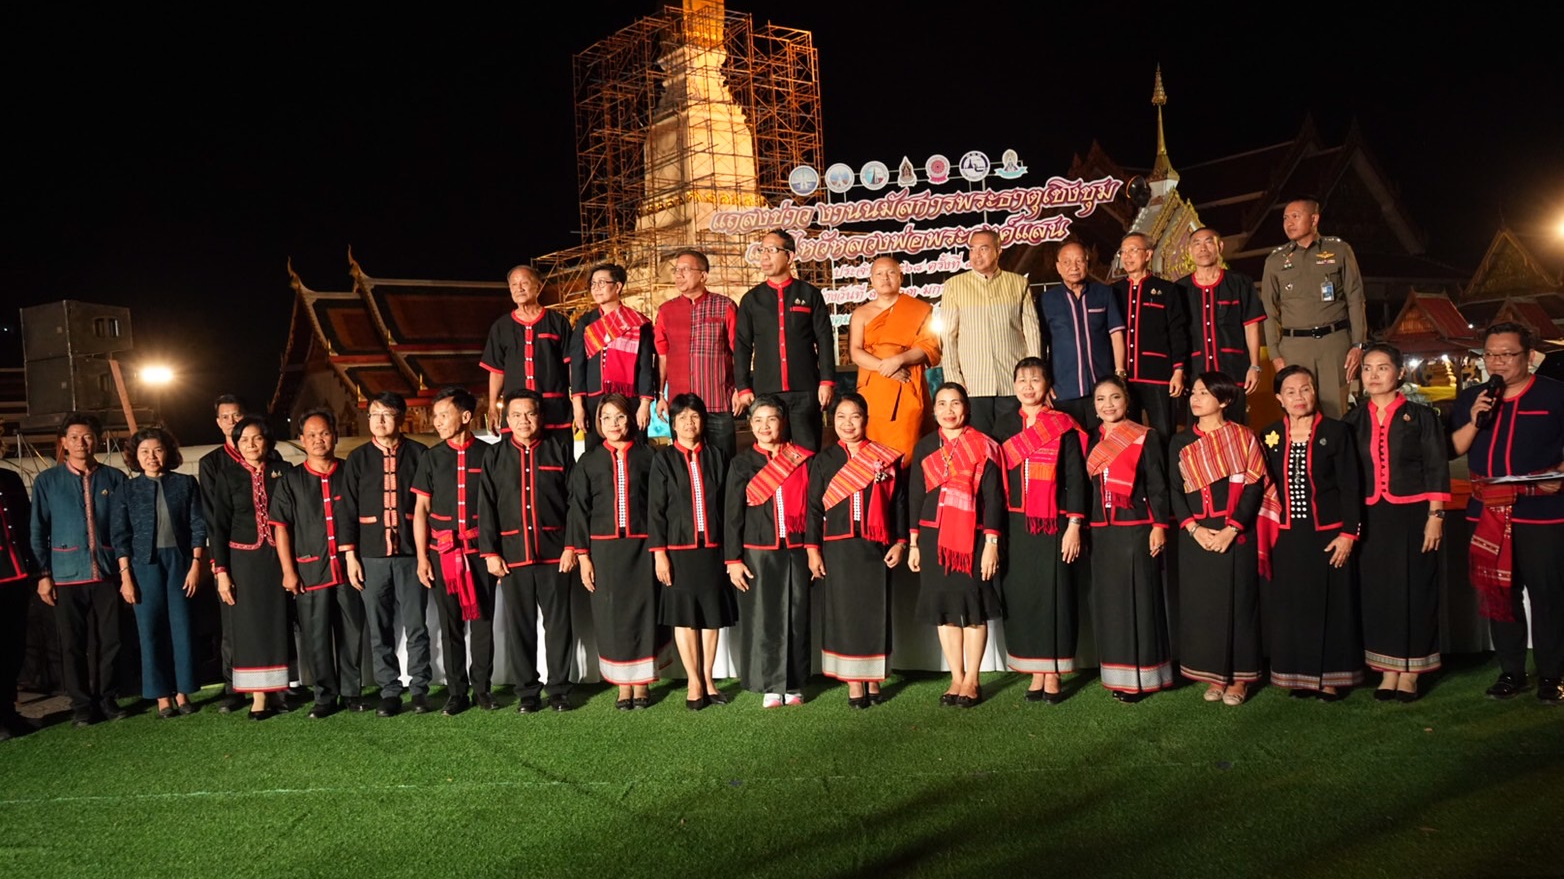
[1262,198,1365,419]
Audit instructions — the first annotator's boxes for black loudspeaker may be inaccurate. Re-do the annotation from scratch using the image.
[24,356,120,415]
[20,301,133,361]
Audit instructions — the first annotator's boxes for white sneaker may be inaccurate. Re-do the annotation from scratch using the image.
[784,692,804,706]
[762,693,783,708]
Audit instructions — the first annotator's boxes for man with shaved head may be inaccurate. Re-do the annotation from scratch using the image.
[847,255,940,463]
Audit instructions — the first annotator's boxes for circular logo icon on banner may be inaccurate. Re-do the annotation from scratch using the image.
[959,151,990,182]
[925,154,951,185]
[788,165,820,197]
[825,163,855,194]
[859,160,890,191]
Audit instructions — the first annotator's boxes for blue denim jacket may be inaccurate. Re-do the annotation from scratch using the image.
[110,471,207,565]
[29,462,127,584]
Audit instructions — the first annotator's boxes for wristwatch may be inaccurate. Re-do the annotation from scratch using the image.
[1428,510,1446,519]
[985,535,999,545]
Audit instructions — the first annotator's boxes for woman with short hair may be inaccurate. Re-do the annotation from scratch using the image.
[110,426,206,718]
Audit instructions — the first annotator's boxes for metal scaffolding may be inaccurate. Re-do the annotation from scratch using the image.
[537,2,824,318]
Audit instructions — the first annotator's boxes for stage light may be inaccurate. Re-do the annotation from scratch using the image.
[142,365,175,386]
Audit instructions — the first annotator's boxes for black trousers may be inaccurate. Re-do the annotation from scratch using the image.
[965,395,1020,437]
[1130,381,1178,439]
[498,565,574,699]
[52,580,121,714]
[1,579,31,718]
[1491,522,1564,680]
[429,554,496,697]
[295,583,365,704]
[775,391,822,451]
[218,595,235,693]
[705,411,737,460]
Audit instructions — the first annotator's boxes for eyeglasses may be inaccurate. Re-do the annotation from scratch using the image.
[672,266,704,275]
[1118,246,1147,255]
[757,245,790,255]
[589,279,620,289]
[1482,351,1525,361]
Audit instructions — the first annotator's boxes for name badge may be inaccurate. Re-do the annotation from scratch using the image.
[1321,280,1335,303]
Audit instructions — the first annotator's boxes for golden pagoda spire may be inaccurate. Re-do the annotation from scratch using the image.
[1150,64,1174,182]
[683,0,724,48]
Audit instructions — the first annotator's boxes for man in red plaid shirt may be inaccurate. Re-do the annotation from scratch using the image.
[655,249,740,456]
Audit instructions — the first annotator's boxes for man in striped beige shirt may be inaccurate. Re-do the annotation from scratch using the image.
[938,229,1042,434]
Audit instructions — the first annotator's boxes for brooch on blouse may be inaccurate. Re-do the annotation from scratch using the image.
[1264,430,1280,449]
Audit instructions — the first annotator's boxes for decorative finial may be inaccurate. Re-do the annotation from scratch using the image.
[1150,64,1175,182]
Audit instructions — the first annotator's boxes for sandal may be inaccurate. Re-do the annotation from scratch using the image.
[1203,684,1224,703]
[1222,686,1248,707]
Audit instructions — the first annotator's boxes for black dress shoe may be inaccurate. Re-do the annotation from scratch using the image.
[955,694,978,709]
[176,701,197,716]
[376,697,401,717]
[685,696,707,711]
[410,694,432,714]
[268,693,295,713]
[1290,689,1316,699]
[847,695,868,710]
[308,700,341,720]
[1042,691,1065,705]
[867,690,887,705]
[615,698,635,711]
[1025,688,1047,703]
[443,695,470,716]
[217,693,246,714]
[247,708,274,722]
[516,697,543,715]
[1374,688,1397,702]
[704,690,729,706]
[1537,678,1563,705]
[1316,690,1345,703]
[157,706,178,719]
[1395,689,1421,704]
[475,692,499,711]
[633,696,652,710]
[939,693,958,707]
[1486,673,1528,700]
[548,694,573,713]
[346,696,371,713]
[100,701,128,722]
[1111,691,1144,704]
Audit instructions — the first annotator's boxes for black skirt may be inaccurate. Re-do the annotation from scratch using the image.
[1090,525,1173,693]
[228,544,291,692]
[656,546,738,629]
[587,537,669,685]
[818,538,892,682]
[1176,529,1262,685]
[1360,501,1442,673]
[999,512,1080,673]
[1266,525,1364,689]
[914,527,1001,627]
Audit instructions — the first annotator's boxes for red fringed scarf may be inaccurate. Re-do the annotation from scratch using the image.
[1086,420,1149,510]
[1000,409,1085,534]
[1177,423,1283,577]
[431,526,481,621]
[1471,473,1563,622]
[582,305,649,396]
[922,428,1000,575]
[822,440,900,544]
[745,443,813,536]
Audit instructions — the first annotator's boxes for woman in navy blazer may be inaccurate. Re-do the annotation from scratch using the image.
[110,427,207,717]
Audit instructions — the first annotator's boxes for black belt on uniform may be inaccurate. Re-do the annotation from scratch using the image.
[1280,319,1350,339]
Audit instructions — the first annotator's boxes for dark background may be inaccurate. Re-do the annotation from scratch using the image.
[9,4,1561,441]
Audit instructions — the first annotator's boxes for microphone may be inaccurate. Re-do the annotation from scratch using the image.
[1476,374,1506,429]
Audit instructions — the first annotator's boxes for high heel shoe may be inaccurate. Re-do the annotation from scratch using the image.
[685,695,707,711]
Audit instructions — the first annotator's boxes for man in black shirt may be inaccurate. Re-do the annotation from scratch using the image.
[412,387,498,715]
[342,392,431,717]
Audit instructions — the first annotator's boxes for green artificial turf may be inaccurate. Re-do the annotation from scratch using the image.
[2,655,1561,879]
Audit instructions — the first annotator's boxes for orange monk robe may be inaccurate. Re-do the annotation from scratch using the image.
[858,294,941,464]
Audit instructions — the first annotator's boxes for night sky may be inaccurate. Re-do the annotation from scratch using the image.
[10,5,1561,441]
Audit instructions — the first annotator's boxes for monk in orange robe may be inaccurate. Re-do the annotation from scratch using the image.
[849,256,941,464]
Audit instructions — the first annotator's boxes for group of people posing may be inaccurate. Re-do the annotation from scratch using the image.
[3,207,1560,737]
